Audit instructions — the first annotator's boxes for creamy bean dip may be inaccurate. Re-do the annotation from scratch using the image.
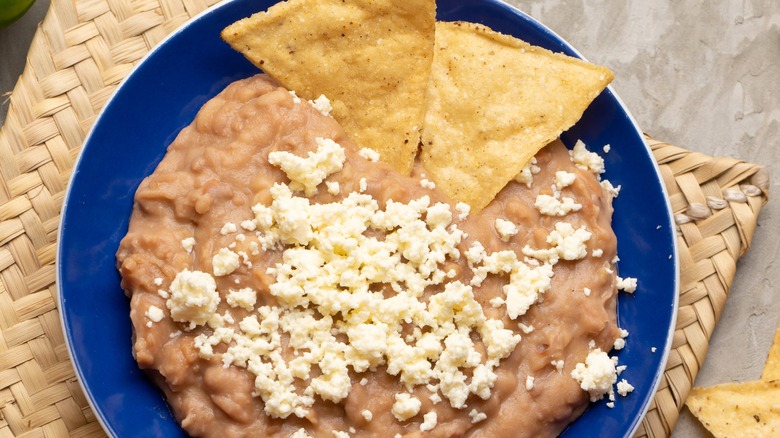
[117,75,624,437]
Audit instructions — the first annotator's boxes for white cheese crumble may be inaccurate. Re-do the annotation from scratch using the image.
[554,171,576,189]
[469,409,487,423]
[617,379,634,396]
[220,222,237,235]
[514,157,540,187]
[455,202,470,220]
[523,222,592,264]
[591,248,604,257]
[570,349,617,402]
[153,277,163,286]
[267,137,346,196]
[212,248,240,276]
[326,181,340,195]
[357,147,380,162]
[290,428,310,438]
[145,305,164,323]
[525,375,535,390]
[185,175,529,418]
[420,178,436,189]
[534,170,582,217]
[309,95,332,116]
[420,411,437,431]
[518,323,534,334]
[181,237,196,253]
[570,140,605,175]
[616,276,637,293]
[288,90,302,104]
[494,218,518,242]
[601,179,621,198]
[392,393,421,421]
[226,287,257,310]
[534,194,582,216]
[166,270,219,328]
[361,410,373,421]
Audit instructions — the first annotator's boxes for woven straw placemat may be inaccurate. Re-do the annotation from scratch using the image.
[0,0,770,436]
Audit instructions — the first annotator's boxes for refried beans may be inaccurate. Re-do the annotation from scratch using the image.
[116,74,622,438]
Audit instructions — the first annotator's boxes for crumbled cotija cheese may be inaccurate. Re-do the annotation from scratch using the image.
[212,248,240,276]
[534,194,582,217]
[145,305,164,323]
[454,202,470,220]
[178,140,532,420]
[326,181,340,195]
[420,411,438,431]
[616,276,638,293]
[166,269,219,328]
[309,95,332,116]
[267,137,346,196]
[469,409,487,423]
[290,428,310,438]
[220,222,237,235]
[616,379,634,396]
[569,140,605,175]
[494,218,518,242]
[534,170,582,217]
[514,157,540,187]
[357,147,380,162]
[570,349,617,402]
[181,237,196,253]
[392,393,421,421]
[420,178,436,189]
[226,287,257,310]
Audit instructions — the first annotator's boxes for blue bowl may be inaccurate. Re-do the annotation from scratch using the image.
[57,0,678,436]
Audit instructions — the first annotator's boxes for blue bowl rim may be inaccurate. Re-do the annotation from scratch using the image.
[55,0,680,436]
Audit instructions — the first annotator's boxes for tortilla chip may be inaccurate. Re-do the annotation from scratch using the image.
[421,21,613,211]
[686,380,780,437]
[221,0,435,175]
[762,324,780,381]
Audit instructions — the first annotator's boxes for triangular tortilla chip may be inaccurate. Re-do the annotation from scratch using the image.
[421,21,613,211]
[762,324,780,381]
[221,0,435,175]
[686,380,780,437]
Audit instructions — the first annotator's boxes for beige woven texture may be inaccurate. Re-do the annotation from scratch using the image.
[0,0,769,436]
[633,139,769,438]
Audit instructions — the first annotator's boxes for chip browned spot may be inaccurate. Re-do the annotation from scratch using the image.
[221,0,435,175]
[421,21,613,211]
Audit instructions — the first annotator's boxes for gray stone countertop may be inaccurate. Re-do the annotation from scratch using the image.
[1,0,777,436]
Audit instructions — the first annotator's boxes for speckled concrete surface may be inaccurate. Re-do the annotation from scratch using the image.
[1,1,778,436]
